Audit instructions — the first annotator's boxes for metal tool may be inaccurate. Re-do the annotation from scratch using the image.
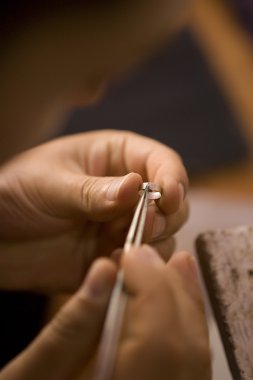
[93,182,161,380]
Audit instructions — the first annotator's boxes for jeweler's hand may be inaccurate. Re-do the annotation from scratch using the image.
[0,259,117,380]
[0,130,188,292]
[0,247,211,380]
[112,246,211,380]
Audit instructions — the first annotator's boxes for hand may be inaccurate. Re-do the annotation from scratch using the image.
[0,247,211,380]
[0,130,188,292]
[113,246,211,380]
[0,259,117,380]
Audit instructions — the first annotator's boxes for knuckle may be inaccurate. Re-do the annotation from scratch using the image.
[80,177,96,212]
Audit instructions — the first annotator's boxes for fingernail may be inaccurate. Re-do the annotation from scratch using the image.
[136,244,161,264]
[152,213,166,239]
[171,251,199,283]
[178,182,185,206]
[106,176,125,201]
[80,262,113,299]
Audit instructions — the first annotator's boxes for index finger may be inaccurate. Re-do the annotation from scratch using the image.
[73,130,188,214]
[123,132,189,214]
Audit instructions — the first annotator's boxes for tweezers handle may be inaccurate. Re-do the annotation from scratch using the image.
[92,270,126,380]
[124,185,149,252]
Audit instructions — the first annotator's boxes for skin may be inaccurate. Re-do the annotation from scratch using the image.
[0,247,211,380]
[114,247,211,380]
[0,131,188,292]
[0,0,211,378]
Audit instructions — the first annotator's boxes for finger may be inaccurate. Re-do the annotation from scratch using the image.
[166,251,211,366]
[109,235,175,265]
[122,245,164,294]
[142,198,189,243]
[122,132,189,214]
[167,251,205,312]
[1,259,116,380]
[118,249,211,380]
[52,171,142,220]
[79,131,188,215]
[51,132,188,218]
[97,196,188,257]
[150,236,176,261]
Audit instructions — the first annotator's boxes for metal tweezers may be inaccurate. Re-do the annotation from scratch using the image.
[93,182,161,380]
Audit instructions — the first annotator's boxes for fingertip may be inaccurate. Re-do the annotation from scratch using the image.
[117,172,143,205]
[122,245,163,294]
[79,258,117,300]
[158,178,187,214]
[169,251,198,282]
[123,244,163,268]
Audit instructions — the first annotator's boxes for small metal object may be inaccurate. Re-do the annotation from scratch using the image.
[93,182,161,380]
[139,182,162,200]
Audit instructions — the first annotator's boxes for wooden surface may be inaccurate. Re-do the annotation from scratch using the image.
[190,0,253,153]
[189,0,253,199]
[196,226,253,380]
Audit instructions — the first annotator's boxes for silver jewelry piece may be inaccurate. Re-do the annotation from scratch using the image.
[139,182,162,200]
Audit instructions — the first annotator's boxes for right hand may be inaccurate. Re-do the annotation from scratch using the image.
[114,246,211,380]
[0,246,211,380]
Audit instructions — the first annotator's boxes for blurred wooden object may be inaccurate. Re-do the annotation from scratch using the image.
[189,0,253,200]
[196,225,253,380]
[190,0,253,153]
[191,160,253,200]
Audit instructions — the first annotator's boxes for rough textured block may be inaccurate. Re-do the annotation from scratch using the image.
[196,226,253,380]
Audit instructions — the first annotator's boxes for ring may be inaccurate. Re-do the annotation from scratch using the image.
[138,182,162,200]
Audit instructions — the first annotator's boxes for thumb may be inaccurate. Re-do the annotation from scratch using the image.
[61,172,142,220]
[1,259,117,380]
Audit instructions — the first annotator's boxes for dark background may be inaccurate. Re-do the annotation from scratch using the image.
[63,29,248,175]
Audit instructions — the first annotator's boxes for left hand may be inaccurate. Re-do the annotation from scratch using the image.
[0,130,188,292]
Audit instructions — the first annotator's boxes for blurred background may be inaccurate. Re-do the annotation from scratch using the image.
[59,1,253,180]
[61,27,248,177]
[2,0,253,379]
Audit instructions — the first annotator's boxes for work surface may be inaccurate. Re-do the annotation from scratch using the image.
[176,179,253,380]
